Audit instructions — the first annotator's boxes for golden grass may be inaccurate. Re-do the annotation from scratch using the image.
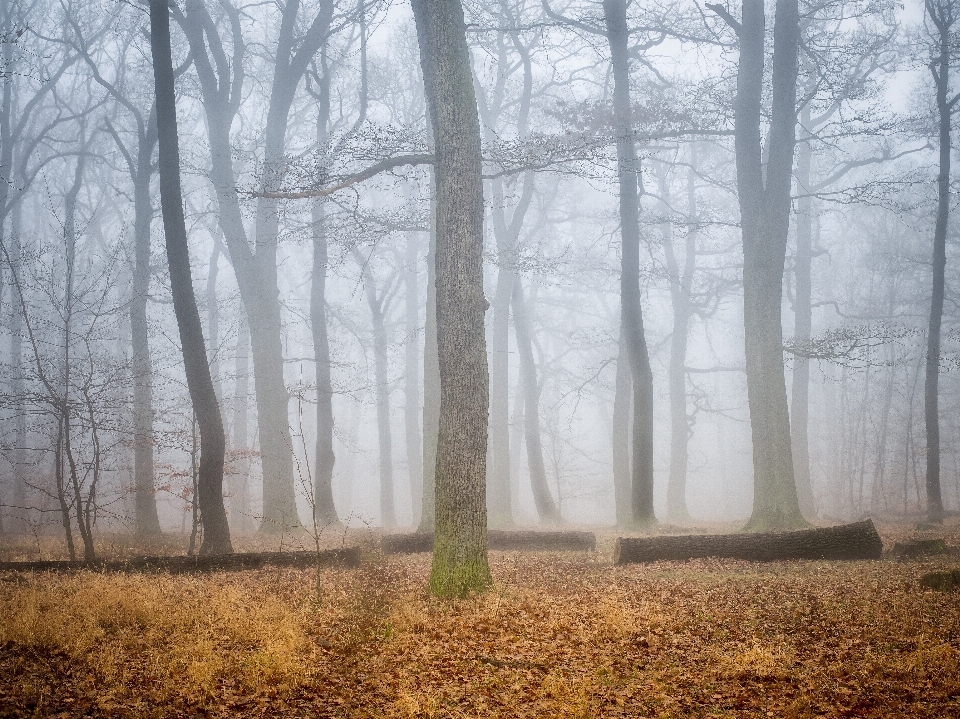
[1,522,960,717]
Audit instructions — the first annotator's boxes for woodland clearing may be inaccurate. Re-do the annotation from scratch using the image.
[1,521,959,718]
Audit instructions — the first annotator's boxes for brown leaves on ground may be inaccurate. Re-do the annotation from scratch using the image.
[2,525,960,718]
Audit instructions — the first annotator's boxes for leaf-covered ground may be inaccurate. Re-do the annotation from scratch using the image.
[2,523,960,718]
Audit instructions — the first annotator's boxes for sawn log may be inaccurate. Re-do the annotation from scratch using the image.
[383,530,596,554]
[614,519,883,564]
[0,547,360,574]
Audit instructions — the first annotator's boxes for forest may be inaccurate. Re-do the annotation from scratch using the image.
[1,0,960,716]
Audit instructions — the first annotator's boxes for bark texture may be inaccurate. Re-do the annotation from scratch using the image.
[412,0,491,596]
[150,0,231,554]
[615,520,883,564]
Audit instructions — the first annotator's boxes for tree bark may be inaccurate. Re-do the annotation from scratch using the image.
[734,0,805,531]
[615,519,883,563]
[412,0,491,597]
[924,0,953,525]
[603,0,655,526]
[150,0,231,554]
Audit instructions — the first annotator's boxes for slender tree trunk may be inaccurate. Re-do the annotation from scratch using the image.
[8,204,25,533]
[735,0,804,531]
[412,0,491,597]
[661,159,697,524]
[611,325,631,526]
[512,277,559,523]
[487,195,515,528]
[791,108,816,521]
[924,0,953,524]
[603,0,655,526]
[360,262,396,527]
[231,316,253,532]
[150,0,231,554]
[131,136,161,537]
[405,226,424,527]
[419,171,439,532]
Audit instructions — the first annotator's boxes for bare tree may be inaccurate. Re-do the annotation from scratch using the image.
[149,0,231,554]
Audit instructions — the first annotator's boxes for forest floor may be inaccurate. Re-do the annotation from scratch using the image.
[1,520,959,718]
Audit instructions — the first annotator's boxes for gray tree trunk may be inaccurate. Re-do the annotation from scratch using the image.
[660,158,697,524]
[734,0,805,531]
[150,0,231,554]
[791,109,816,521]
[419,171,439,532]
[924,0,954,524]
[512,277,559,523]
[412,0,491,596]
[603,0,656,526]
[404,226,424,527]
[611,326,632,526]
[231,316,253,533]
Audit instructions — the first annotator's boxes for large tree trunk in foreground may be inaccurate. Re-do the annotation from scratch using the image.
[924,0,954,525]
[412,0,491,597]
[150,0,231,554]
[384,529,596,554]
[733,0,804,531]
[603,0,655,527]
[615,519,882,564]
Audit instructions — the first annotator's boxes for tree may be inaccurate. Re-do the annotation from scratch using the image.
[412,0,491,597]
[713,0,805,530]
[149,0,231,554]
[923,0,958,525]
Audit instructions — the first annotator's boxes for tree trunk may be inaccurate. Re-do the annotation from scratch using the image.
[404,225,424,527]
[308,46,339,528]
[924,0,953,525]
[615,519,883,563]
[150,0,231,554]
[231,316,253,533]
[512,277,559,523]
[661,158,697,524]
[735,0,804,531]
[612,320,632,526]
[412,0,491,597]
[360,259,396,528]
[419,170,439,533]
[603,0,655,526]
[130,130,162,537]
[791,107,816,521]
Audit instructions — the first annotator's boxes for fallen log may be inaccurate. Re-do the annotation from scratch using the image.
[0,547,361,574]
[919,569,960,592]
[614,519,883,564]
[382,530,596,554]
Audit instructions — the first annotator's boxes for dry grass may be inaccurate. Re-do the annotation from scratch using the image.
[2,522,960,717]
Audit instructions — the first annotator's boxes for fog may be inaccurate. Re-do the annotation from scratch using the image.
[0,0,955,551]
